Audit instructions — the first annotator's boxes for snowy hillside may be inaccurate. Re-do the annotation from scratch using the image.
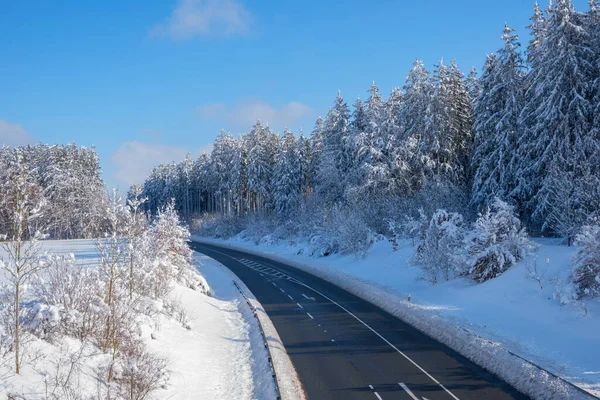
[0,240,275,399]
[194,235,600,397]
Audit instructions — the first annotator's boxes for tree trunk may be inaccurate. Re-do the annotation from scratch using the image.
[14,280,20,374]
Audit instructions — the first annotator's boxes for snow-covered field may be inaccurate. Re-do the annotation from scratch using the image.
[193,235,600,398]
[0,240,276,400]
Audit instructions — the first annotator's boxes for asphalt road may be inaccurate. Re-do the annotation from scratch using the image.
[191,241,528,400]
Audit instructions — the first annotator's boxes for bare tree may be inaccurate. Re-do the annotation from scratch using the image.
[126,185,147,300]
[0,150,47,373]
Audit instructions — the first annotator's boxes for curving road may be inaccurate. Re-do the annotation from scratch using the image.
[191,241,528,400]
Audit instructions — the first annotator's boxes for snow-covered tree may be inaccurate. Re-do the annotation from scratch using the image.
[471,25,525,210]
[0,148,47,373]
[572,221,600,298]
[517,0,598,236]
[465,198,531,283]
[415,210,465,283]
[315,92,352,202]
[274,129,302,218]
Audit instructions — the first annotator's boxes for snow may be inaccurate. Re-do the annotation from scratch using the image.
[0,240,276,400]
[192,235,600,399]
[227,263,306,400]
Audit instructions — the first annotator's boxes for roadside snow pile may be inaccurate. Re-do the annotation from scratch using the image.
[192,236,600,399]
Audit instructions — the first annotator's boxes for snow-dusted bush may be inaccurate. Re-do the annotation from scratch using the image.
[137,201,209,296]
[33,254,107,342]
[113,337,169,400]
[415,209,466,283]
[572,223,600,298]
[310,204,378,257]
[465,198,531,283]
[238,213,276,244]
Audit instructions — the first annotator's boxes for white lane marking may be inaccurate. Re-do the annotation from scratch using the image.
[199,245,459,400]
[399,383,419,400]
[306,312,314,319]
[369,385,374,390]
[374,392,383,400]
[302,293,316,301]
[439,385,455,399]
[279,288,285,293]
[272,282,277,287]
[287,294,294,301]
[296,303,303,309]
[294,281,460,400]
[331,339,335,342]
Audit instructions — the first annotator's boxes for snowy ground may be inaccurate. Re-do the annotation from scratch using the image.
[192,235,600,398]
[0,239,276,400]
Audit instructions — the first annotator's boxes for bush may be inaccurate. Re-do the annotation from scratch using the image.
[415,209,465,283]
[310,204,378,257]
[465,198,531,283]
[33,254,107,342]
[572,223,600,298]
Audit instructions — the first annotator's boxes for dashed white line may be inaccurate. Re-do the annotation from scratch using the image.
[296,303,303,309]
[302,293,316,300]
[399,383,419,400]
[287,294,294,300]
[306,312,314,319]
[369,385,374,390]
[271,282,277,287]
[201,245,459,400]
[279,288,285,293]
[294,280,461,400]
[373,392,383,400]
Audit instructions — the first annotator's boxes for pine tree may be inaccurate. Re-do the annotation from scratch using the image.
[472,26,525,210]
[274,129,302,218]
[471,54,502,209]
[308,116,324,192]
[517,0,598,237]
[296,130,312,197]
[315,91,352,203]
[527,2,547,66]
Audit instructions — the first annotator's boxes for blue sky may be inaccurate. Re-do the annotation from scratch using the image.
[0,0,590,190]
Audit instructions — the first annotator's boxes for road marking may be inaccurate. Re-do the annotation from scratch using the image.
[302,293,316,301]
[293,280,461,400]
[287,294,294,300]
[296,303,303,309]
[399,383,419,400]
[279,288,285,293]
[306,312,314,319]
[197,244,459,400]
[331,339,335,342]
[374,393,383,400]
[272,282,277,287]
[369,385,374,390]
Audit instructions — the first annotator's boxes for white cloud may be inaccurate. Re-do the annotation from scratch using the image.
[196,100,314,130]
[0,119,35,146]
[111,141,195,186]
[151,0,252,40]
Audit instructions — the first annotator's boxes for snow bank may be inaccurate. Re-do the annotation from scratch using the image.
[191,236,600,400]
[204,253,306,400]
